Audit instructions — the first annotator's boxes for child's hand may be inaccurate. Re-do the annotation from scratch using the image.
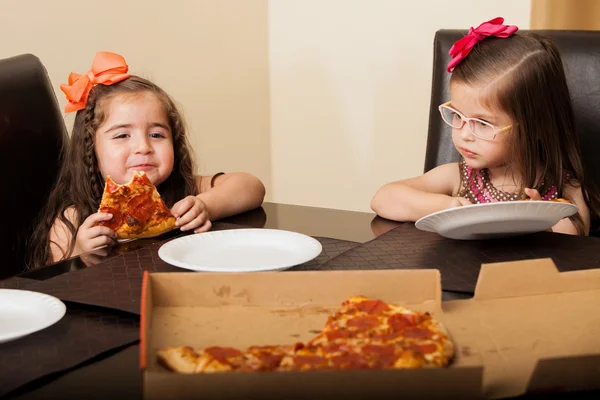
[171,196,212,233]
[524,188,542,200]
[447,196,472,209]
[75,213,118,255]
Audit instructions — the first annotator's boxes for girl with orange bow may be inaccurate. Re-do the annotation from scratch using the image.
[371,17,600,235]
[29,52,265,266]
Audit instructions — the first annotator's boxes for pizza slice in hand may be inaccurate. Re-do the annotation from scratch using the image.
[97,171,177,240]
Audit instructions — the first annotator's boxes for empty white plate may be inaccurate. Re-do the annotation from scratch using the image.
[415,201,578,240]
[158,229,323,272]
[0,289,66,343]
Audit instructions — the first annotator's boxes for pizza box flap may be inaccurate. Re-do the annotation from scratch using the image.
[144,365,483,400]
[473,258,600,300]
[141,270,484,399]
[147,269,442,309]
[442,258,600,398]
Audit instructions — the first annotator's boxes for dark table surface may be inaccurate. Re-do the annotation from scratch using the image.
[4,202,600,400]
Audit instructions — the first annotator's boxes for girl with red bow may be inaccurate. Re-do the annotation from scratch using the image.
[371,18,600,235]
[29,52,266,266]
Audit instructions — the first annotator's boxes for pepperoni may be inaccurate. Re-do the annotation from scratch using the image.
[363,345,400,367]
[403,327,434,339]
[347,315,380,330]
[97,207,123,230]
[128,194,155,222]
[205,346,243,363]
[362,344,396,356]
[415,343,438,354]
[106,178,119,194]
[355,299,391,314]
[372,331,403,341]
[325,328,353,341]
[318,342,350,354]
[388,313,419,331]
[133,171,153,187]
[126,215,140,227]
[257,353,284,369]
[294,355,328,367]
[248,346,287,368]
[331,354,370,369]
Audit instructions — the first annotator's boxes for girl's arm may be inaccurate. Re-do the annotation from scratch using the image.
[196,172,266,220]
[48,207,77,263]
[370,163,465,222]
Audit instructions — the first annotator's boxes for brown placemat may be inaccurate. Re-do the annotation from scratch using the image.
[289,237,360,270]
[0,304,139,398]
[9,236,360,315]
[318,224,600,293]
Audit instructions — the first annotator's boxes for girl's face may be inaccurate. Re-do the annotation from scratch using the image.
[94,92,175,186]
[449,82,513,170]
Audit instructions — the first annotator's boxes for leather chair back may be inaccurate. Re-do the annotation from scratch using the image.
[0,54,67,279]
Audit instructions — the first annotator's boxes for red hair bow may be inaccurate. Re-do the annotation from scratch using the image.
[447,17,518,73]
[60,51,130,113]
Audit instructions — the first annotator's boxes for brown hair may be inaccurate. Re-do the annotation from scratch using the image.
[28,75,198,268]
[452,32,600,235]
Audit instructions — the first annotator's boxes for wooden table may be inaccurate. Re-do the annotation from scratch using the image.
[7,203,599,400]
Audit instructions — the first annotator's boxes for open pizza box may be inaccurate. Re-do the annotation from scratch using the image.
[140,258,600,399]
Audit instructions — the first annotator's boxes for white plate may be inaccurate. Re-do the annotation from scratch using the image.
[415,201,579,240]
[0,290,66,343]
[158,229,323,272]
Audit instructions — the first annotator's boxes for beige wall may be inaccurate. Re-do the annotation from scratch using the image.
[1,1,532,212]
[532,0,600,29]
[269,0,531,212]
[0,0,272,197]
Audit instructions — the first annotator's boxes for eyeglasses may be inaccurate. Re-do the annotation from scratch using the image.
[438,102,512,141]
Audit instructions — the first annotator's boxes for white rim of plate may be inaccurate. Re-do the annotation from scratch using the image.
[0,289,67,342]
[415,200,578,226]
[157,228,323,272]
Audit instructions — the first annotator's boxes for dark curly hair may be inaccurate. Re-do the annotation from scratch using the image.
[28,76,198,268]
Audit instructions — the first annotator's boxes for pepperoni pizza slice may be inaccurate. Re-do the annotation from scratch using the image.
[158,345,298,373]
[157,296,454,373]
[280,296,453,370]
[97,171,176,240]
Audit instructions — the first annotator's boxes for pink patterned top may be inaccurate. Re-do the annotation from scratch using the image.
[457,161,558,204]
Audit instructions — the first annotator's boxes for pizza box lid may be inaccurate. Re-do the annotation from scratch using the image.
[140,269,483,399]
[443,258,600,398]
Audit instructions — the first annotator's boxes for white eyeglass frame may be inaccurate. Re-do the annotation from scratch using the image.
[438,101,512,141]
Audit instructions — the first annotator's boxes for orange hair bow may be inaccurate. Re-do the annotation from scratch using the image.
[60,51,130,113]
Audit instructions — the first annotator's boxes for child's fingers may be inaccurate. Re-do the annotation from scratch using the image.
[179,212,208,232]
[87,225,118,240]
[82,212,114,228]
[524,188,542,200]
[170,197,195,219]
[175,211,198,229]
[87,234,116,250]
[193,220,212,234]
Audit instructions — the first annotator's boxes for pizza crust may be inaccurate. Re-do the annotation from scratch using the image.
[116,216,176,239]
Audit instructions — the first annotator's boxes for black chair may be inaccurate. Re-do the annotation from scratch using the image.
[425,30,600,234]
[0,54,67,279]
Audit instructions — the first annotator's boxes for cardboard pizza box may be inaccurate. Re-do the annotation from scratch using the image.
[140,258,600,399]
[140,269,484,400]
[442,258,600,398]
